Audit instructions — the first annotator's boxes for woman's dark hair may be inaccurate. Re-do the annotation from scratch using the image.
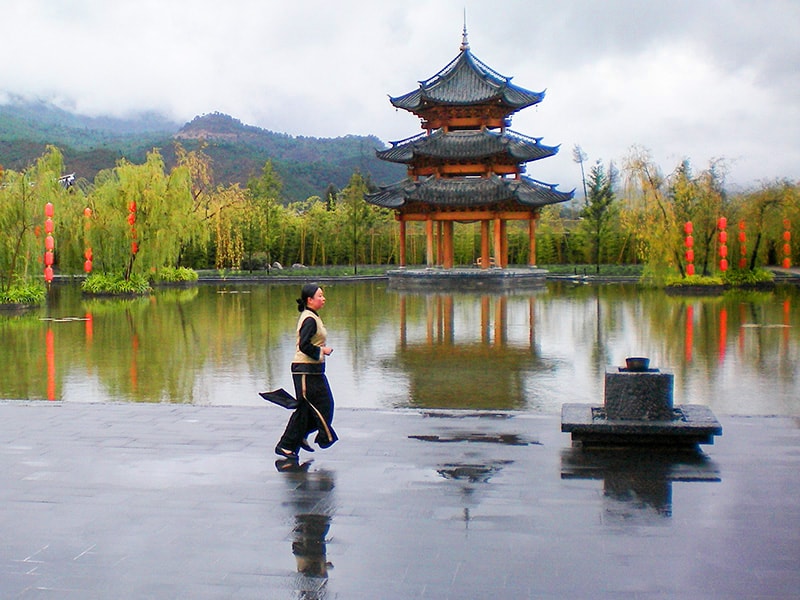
[296,283,320,312]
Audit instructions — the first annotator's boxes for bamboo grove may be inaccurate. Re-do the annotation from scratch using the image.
[1,144,798,291]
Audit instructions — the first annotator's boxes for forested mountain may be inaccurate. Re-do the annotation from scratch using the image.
[0,100,404,202]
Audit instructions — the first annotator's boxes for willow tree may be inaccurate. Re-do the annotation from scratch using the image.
[622,147,686,279]
[247,160,283,269]
[0,146,81,294]
[86,150,194,279]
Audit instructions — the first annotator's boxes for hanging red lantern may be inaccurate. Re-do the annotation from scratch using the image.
[45,202,54,218]
[720,258,728,272]
[685,235,694,248]
[738,220,746,230]
[684,221,693,235]
[739,258,747,269]
[84,207,92,218]
[784,218,791,229]
[783,258,791,268]
[44,218,54,234]
[45,235,55,251]
[44,266,54,282]
[685,249,695,263]
[784,231,791,242]
[44,252,54,266]
[738,231,746,243]
[784,243,791,256]
[718,217,727,230]
[719,230,728,244]
[128,201,137,213]
[127,212,136,226]
[131,241,139,255]
[84,260,93,273]
[720,245,728,258]
[686,263,695,276]
[84,247,93,261]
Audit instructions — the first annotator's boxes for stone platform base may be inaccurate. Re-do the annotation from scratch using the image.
[387,268,548,291]
[561,403,723,447]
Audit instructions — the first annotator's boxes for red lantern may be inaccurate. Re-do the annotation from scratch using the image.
[784,218,791,229]
[128,201,137,213]
[684,221,693,235]
[739,258,747,269]
[738,231,746,243]
[784,243,791,256]
[44,266,54,282]
[783,258,791,268]
[44,218,54,234]
[84,207,92,218]
[131,242,139,255]
[720,245,728,258]
[84,247,93,261]
[685,235,694,248]
[784,231,791,242]
[84,260,93,273]
[44,252,54,266]
[685,249,695,263]
[740,244,746,256]
[45,235,55,251]
[127,212,136,226]
[718,217,727,230]
[45,202,54,218]
[720,258,728,272]
[719,231,728,244]
[687,263,695,276]
[738,220,746,230]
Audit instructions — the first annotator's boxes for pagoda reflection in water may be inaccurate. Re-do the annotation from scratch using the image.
[390,290,550,410]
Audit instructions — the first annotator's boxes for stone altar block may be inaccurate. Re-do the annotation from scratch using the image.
[561,359,722,448]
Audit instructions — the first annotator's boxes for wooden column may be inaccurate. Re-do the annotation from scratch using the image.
[528,217,537,267]
[480,220,491,269]
[425,218,434,267]
[493,218,502,269]
[443,221,454,268]
[436,221,444,266]
[500,220,508,268]
[399,220,407,267]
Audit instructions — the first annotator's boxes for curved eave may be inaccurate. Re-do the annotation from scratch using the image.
[389,50,544,112]
[376,130,559,165]
[366,175,573,210]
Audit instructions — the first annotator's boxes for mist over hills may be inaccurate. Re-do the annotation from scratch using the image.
[0,99,404,202]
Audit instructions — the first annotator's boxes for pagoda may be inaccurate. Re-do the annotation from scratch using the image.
[367,27,573,270]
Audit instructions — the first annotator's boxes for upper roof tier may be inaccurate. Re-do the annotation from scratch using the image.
[390,46,544,116]
[377,129,559,165]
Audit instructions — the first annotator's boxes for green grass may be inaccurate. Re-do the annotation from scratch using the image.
[0,282,47,305]
[81,273,152,295]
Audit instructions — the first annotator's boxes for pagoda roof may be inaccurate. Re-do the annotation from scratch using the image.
[377,129,559,164]
[390,48,544,113]
[366,175,573,210]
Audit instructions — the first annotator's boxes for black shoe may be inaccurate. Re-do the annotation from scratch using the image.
[275,445,299,460]
[299,438,315,453]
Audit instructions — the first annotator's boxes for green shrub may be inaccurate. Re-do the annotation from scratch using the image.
[81,273,152,295]
[152,267,199,283]
[721,268,774,286]
[0,282,47,305]
[665,274,724,287]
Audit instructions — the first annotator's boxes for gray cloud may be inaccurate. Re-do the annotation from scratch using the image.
[1,0,797,191]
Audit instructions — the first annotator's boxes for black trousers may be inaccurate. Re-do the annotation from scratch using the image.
[278,371,337,451]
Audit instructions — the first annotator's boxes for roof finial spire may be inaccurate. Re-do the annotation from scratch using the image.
[460,9,470,51]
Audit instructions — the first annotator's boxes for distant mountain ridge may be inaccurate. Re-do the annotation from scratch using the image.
[0,99,404,202]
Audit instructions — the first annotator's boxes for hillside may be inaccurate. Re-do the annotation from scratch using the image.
[0,100,404,202]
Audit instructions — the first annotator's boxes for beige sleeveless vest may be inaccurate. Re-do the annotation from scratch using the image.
[293,309,326,364]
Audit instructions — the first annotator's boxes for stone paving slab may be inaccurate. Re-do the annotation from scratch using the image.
[0,402,798,599]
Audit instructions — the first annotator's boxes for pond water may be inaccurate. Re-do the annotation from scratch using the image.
[2,280,798,416]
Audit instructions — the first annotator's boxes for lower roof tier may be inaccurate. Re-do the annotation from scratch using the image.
[366,174,574,210]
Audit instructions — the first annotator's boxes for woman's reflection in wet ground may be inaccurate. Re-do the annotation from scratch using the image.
[276,459,336,599]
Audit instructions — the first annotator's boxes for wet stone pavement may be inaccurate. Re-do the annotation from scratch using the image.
[0,402,798,599]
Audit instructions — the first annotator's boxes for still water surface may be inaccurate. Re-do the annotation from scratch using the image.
[2,281,798,415]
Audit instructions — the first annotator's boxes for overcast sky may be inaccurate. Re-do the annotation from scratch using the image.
[2,0,798,192]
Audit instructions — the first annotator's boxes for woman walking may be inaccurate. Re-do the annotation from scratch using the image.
[276,283,338,460]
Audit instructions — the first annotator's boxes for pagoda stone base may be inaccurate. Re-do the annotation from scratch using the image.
[387,268,547,291]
